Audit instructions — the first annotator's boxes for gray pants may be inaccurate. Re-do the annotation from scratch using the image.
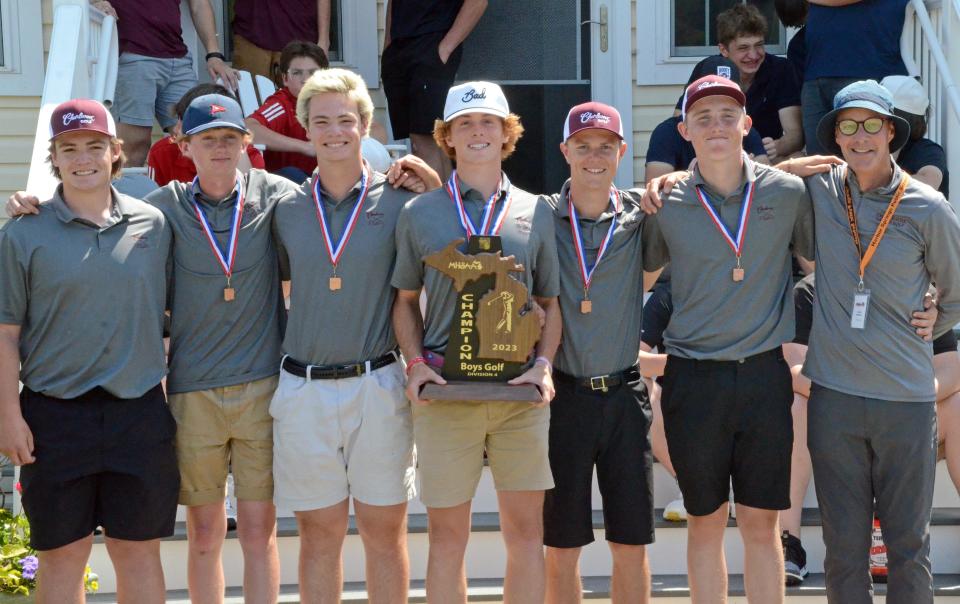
[808,384,936,604]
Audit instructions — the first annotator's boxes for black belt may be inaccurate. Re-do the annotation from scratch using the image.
[666,347,783,368]
[281,351,398,380]
[555,365,642,393]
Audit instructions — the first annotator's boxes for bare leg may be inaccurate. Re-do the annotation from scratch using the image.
[104,536,166,604]
[185,501,228,604]
[36,535,93,604]
[498,490,546,604]
[116,123,153,167]
[779,394,811,537]
[545,546,582,604]
[410,133,452,181]
[425,501,472,604]
[609,542,650,604]
[354,500,409,604]
[736,504,785,604]
[236,499,280,604]
[648,379,675,475]
[938,392,960,495]
[295,499,350,604]
[687,504,729,604]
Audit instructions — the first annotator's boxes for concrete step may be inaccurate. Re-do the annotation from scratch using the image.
[85,574,960,603]
[87,507,960,594]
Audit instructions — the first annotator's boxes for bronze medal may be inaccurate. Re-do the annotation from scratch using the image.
[580,299,592,314]
[223,287,236,301]
[329,276,342,291]
[732,267,744,282]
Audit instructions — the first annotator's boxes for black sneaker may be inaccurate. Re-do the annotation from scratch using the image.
[782,530,808,586]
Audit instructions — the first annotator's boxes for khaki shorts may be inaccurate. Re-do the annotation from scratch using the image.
[270,362,415,515]
[413,400,553,508]
[168,375,277,506]
[231,34,283,82]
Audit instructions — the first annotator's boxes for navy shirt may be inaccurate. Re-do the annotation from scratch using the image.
[675,54,800,141]
[646,116,767,171]
[787,27,806,83]
[805,0,909,81]
[898,137,949,196]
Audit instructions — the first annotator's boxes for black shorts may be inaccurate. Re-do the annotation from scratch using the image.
[660,348,793,517]
[19,384,180,551]
[544,369,655,548]
[934,329,958,356]
[381,31,463,138]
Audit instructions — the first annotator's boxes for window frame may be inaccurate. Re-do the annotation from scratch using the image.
[0,0,45,96]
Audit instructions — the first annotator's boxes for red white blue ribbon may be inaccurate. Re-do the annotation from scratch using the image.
[568,187,621,293]
[312,162,371,268]
[445,170,512,238]
[191,174,245,279]
[694,181,755,260]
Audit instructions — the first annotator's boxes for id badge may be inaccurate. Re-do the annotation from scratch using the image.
[850,289,871,329]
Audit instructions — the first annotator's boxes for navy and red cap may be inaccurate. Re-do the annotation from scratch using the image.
[562,101,624,142]
[182,94,249,136]
[681,75,746,121]
[49,99,117,141]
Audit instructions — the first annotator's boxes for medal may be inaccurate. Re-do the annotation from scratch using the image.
[446,170,512,239]
[313,162,371,292]
[568,187,621,316]
[843,169,910,328]
[695,180,754,283]
[192,174,245,303]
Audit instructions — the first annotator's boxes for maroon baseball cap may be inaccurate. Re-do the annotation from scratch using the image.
[49,99,117,141]
[562,101,624,142]
[680,75,746,120]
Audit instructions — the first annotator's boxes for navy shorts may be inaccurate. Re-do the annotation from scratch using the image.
[19,384,179,550]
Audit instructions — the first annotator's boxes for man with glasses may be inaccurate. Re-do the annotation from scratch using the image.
[800,80,960,604]
[246,41,330,183]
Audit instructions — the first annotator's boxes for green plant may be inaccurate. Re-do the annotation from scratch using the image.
[0,504,98,596]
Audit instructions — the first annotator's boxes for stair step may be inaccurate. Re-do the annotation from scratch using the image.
[85,573,960,603]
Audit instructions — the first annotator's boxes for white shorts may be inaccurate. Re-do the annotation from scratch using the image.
[270,361,416,515]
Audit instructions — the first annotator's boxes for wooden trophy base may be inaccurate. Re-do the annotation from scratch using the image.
[420,381,543,403]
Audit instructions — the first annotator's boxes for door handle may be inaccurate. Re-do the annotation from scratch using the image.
[581,5,608,53]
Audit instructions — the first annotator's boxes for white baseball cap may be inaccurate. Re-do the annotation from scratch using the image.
[442,82,510,122]
[881,75,929,115]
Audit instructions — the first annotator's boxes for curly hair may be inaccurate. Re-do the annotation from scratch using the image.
[717,4,768,46]
[432,114,525,161]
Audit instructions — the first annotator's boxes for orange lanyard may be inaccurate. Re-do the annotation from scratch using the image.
[843,169,910,291]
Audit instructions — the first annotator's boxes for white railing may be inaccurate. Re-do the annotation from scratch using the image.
[902,0,960,202]
[24,0,118,202]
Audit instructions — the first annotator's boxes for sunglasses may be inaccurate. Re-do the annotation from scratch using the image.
[836,117,887,136]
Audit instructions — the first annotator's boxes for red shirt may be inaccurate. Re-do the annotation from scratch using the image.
[146,136,265,186]
[249,88,317,175]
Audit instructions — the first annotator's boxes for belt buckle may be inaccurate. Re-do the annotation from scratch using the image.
[590,375,609,392]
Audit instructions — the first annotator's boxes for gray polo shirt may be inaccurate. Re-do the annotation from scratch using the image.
[802,163,960,402]
[392,174,560,356]
[145,170,297,394]
[0,187,171,399]
[643,157,814,360]
[546,182,655,377]
[273,170,413,365]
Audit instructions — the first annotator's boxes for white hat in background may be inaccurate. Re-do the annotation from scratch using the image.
[881,75,929,115]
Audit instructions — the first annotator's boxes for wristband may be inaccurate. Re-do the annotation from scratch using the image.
[534,356,552,373]
[405,356,427,375]
[205,51,226,62]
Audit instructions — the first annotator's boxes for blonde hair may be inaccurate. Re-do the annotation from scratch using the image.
[432,113,525,160]
[296,68,374,133]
